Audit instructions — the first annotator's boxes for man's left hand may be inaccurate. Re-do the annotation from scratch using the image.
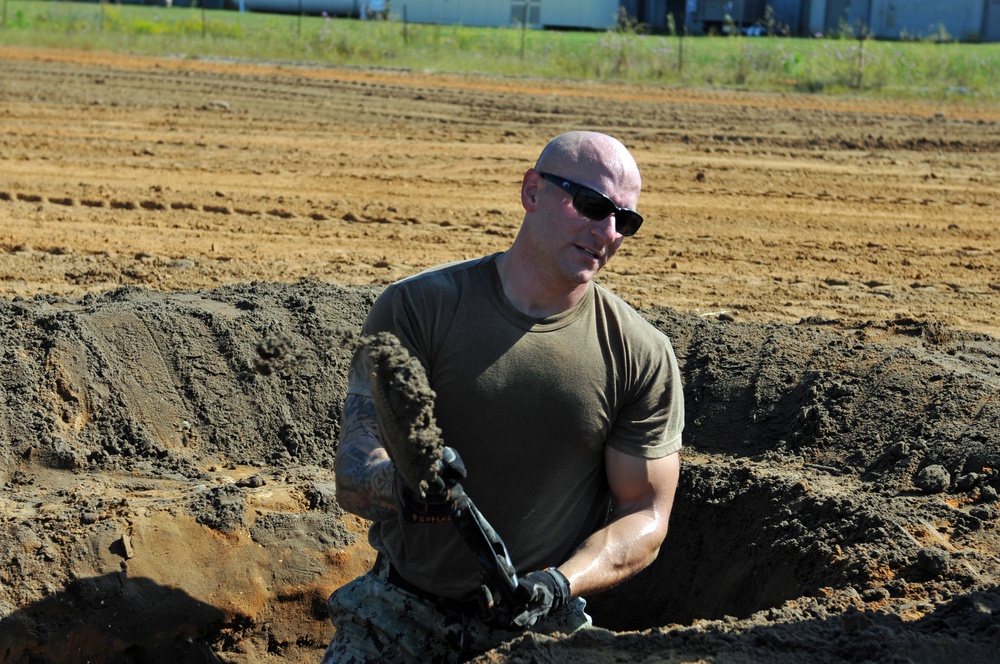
[394,446,468,523]
[510,568,571,628]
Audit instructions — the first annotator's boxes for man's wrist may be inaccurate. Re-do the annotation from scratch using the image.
[543,567,571,609]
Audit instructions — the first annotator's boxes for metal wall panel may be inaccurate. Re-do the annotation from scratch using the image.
[400,0,510,26]
[242,0,357,14]
[541,0,621,28]
[767,0,807,34]
[981,0,1000,40]
[869,0,985,40]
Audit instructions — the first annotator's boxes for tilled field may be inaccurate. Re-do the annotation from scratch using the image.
[0,46,998,663]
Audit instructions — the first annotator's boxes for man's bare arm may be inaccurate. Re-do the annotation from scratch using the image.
[557,449,680,597]
[334,393,397,522]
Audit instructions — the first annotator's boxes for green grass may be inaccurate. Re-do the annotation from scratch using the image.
[2,0,999,101]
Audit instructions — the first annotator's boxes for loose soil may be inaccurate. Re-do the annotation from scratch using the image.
[361,332,447,499]
[0,46,998,663]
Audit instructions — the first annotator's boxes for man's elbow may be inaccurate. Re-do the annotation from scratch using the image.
[620,512,671,578]
[640,521,671,569]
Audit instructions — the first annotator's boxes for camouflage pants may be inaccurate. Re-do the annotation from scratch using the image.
[320,558,592,664]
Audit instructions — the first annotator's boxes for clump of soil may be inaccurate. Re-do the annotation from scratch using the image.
[359,332,446,499]
[0,281,998,663]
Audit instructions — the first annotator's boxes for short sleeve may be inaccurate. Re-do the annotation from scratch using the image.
[606,322,685,459]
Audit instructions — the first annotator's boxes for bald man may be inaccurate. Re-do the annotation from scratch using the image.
[322,131,684,663]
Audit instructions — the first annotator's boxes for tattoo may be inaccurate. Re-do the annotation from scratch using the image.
[334,393,398,522]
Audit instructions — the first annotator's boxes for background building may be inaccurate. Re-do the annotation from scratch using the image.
[230,0,1000,41]
[677,0,1000,40]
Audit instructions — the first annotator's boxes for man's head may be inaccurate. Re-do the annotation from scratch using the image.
[533,131,642,207]
[514,131,642,289]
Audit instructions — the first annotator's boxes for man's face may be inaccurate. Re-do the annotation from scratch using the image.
[525,169,638,288]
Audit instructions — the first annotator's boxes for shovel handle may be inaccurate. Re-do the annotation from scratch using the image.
[451,496,519,608]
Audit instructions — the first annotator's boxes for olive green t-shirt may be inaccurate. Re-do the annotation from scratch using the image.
[347,253,684,600]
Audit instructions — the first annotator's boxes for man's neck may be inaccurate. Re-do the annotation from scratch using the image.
[495,251,590,319]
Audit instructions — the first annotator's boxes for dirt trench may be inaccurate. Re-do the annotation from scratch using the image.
[0,281,997,663]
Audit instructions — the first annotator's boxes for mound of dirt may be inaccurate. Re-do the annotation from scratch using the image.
[0,281,375,663]
[0,281,997,663]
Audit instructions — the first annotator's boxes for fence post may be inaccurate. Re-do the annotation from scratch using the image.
[854,20,868,88]
[520,3,527,60]
[668,11,684,75]
[679,27,685,75]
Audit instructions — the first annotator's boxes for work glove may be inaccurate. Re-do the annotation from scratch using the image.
[510,567,572,629]
[395,446,468,524]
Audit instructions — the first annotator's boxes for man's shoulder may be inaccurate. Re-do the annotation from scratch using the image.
[373,254,499,317]
[393,254,498,291]
[591,283,675,349]
[591,283,653,326]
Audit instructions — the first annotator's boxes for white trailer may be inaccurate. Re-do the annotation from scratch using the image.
[398,0,623,30]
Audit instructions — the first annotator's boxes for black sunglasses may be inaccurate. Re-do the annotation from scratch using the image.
[538,172,643,237]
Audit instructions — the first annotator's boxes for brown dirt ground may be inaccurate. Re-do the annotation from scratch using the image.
[0,46,998,663]
[2,46,998,337]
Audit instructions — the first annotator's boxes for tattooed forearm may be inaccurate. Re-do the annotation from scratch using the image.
[334,393,398,522]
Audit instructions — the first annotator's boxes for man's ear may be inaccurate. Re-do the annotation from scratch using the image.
[521,169,541,212]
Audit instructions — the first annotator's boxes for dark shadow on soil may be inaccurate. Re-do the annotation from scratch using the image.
[0,573,225,664]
